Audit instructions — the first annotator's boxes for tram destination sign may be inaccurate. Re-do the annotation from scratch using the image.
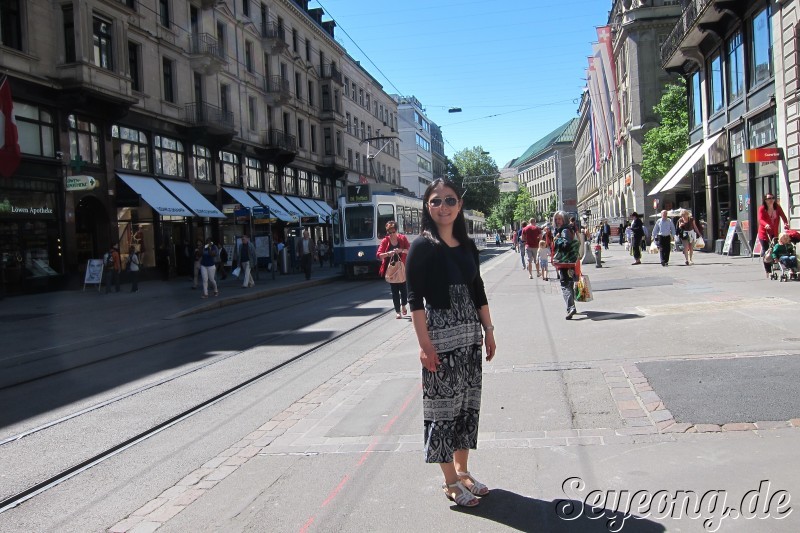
[66,175,99,191]
[347,185,370,203]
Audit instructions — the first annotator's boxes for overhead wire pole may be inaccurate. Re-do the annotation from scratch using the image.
[361,134,399,182]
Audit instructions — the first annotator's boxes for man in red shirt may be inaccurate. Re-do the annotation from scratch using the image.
[522,218,543,279]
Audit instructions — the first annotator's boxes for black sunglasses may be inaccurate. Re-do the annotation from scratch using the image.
[766,196,775,200]
[428,197,458,208]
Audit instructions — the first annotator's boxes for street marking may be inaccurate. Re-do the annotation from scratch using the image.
[637,297,795,316]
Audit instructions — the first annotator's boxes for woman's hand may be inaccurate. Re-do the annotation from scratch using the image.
[765,224,772,232]
[484,331,496,362]
[419,347,440,372]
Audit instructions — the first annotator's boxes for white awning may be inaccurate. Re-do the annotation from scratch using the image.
[294,197,327,221]
[247,191,297,222]
[223,187,261,209]
[116,173,193,217]
[269,194,305,221]
[311,199,333,217]
[648,131,724,196]
[282,196,319,219]
[159,179,225,218]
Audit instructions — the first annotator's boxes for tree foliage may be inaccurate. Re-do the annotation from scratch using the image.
[513,188,535,224]
[642,79,689,183]
[450,146,500,215]
[486,192,518,231]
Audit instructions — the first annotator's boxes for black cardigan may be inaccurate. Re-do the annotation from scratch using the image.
[406,237,489,312]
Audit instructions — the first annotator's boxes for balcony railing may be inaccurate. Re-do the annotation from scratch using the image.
[184,101,234,130]
[660,0,713,67]
[264,129,297,152]
[319,63,343,84]
[190,33,225,60]
[264,75,290,95]
[261,22,286,43]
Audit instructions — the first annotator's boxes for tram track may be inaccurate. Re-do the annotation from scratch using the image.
[0,306,392,515]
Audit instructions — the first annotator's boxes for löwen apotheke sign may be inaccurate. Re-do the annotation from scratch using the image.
[0,192,56,219]
[66,175,100,191]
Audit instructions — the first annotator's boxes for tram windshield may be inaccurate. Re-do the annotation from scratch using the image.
[344,206,375,240]
[376,204,395,239]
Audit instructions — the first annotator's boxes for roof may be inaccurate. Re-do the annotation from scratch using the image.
[514,118,579,167]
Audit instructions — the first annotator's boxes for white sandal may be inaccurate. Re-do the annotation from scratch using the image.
[442,481,479,507]
[457,471,490,496]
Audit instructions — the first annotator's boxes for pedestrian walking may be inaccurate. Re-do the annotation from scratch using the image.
[536,240,551,281]
[618,223,625,245]
[602,220,611,249]
[218,245,228,280]
[104,244,121,293]
[522,218,542,278]
[297,229,316,280]
[317,240,328,268]
[127,245,140,292]
[757,194,789,278]
[653,210,676,266]
[630,212,644,265]
[234,235,256,288]
[517,221,527,269]
[677,209,703,266]
[406,178,496,508]
[191,239,202,289]
[377,220,410,319]
[199,238,218,298]
[327,239,335,267]
[552,211,581,319]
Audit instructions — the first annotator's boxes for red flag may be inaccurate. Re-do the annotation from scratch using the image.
[0,77,21,178]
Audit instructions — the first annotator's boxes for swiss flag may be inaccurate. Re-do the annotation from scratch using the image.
[0,76,21,178]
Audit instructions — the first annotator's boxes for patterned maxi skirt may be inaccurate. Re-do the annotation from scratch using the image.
[422,284,484,463]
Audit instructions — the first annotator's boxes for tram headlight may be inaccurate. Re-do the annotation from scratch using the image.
[357,251,365,257]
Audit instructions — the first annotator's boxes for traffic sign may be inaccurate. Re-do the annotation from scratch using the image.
[66,175,99,191]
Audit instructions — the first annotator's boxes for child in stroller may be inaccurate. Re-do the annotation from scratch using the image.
[771,232,799,281]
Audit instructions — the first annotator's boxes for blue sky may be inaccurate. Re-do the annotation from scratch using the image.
[312,0,612,168]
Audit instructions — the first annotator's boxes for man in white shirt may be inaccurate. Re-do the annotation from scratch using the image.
[297,229,316,280]
[652,210,676,266]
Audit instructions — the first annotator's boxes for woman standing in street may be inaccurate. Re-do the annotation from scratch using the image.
[406,178,497,508]
[676,209,703,265]
[758,193,789,278]
[376,220,410,319]
[199,238,218,298]
[630,212,645,265]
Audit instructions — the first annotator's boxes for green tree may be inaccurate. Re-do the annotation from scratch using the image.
[451,147,500,215]
[486,191,518,231]
[513,188,535,224]
[547,194,558,219]
[642,79,689,183]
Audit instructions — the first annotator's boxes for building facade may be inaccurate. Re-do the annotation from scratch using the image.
[430,123,447,181]
[656,0,777,249]
[774,0,799,225]
[0,0,399,294]
[392,95,435,198]
[514,119,579,219]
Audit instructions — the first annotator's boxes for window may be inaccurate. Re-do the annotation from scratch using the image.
[248,97,257,131]
[352,116,358,136]
[297,118,305,148]
[751,6,773,87]
[323,127,332,155]
[245,157,262,189]
[68,114,100,165]
[708,53,723,115]
[310,124,317,153]
[365,94,370,111]
[336,130,342,156]
[16,103,55,158]
[312,174,322,198]
[347,148,353,169]
[63,6,75,62]
[283,167,296,195]
[242,0,250,18]
[689,71,702,129]
[295,72,302,99]
[162,57,175,102]
[220,151,240,185]
[351,82,357,101]
[220,84,230,115]
[267,163,278,191]
[305,38,310,61]
[345,112,351,134]
[343,78,349,97]
[159,0,170,28]
[417,156,431,173]
[93,17,114,70]
[1,0,22,50]
[245,41,254,72]
[292,28,298,52]
[128,42,141,91]
[307,80,315,106]
[299,170,309,196]
[216,22,226,58]
[154,135,184,177]
[727,32,745,102]
[193,145,212,182]
[355,152,360,172]
[416,133,430,151]
[112,125,149,171]
[359,88,364,106]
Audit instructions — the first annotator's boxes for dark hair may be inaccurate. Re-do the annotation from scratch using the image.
[421,178,469,246]
[763,193,777,209]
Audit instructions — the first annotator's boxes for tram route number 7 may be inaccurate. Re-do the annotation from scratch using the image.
[347,185,370,203]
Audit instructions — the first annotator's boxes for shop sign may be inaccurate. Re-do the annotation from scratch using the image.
[744,148,782,163]
[0,194,55,218]
[65,175,99,191]
[222,203,240,214]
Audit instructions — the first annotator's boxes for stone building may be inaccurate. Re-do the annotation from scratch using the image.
[391,95,435,197]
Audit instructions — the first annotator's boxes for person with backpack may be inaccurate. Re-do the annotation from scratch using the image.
[104,244,121,294]
[127,245,140,292]
[552,211,581,320]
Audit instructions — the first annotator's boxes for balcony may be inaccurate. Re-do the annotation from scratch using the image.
[264,75,291,105]
[661,0,743,71]
[189,33,226,75]
[55,62,138,120]
[317,153,347,179]
[182,101,235,146]
[257,129,297,165]
[261,22,288,53]
[319,63,343,85]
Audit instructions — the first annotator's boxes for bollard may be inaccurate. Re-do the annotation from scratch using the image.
[581,241,596,265]
[594,244,602,267]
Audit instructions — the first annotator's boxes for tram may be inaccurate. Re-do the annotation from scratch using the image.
[333,184,485,279]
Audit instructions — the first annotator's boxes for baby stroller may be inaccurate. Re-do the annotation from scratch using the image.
[767,236,799,281]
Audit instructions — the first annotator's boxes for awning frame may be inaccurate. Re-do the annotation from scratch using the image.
[648,132,724,196]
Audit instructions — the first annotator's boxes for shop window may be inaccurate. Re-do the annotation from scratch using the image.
[154,135,184,177]
[68,114,100,165]
[116,207,155,268]
[220,150,240,185]
[113,125,149,171]
[16,103,55,158]
[750,6,773,87]
[193,145,212,182]
[245,157,262,189]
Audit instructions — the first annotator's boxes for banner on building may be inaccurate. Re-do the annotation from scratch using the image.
[0,76,21,178]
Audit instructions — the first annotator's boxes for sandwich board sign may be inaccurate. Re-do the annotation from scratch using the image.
[83,259,104,291]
